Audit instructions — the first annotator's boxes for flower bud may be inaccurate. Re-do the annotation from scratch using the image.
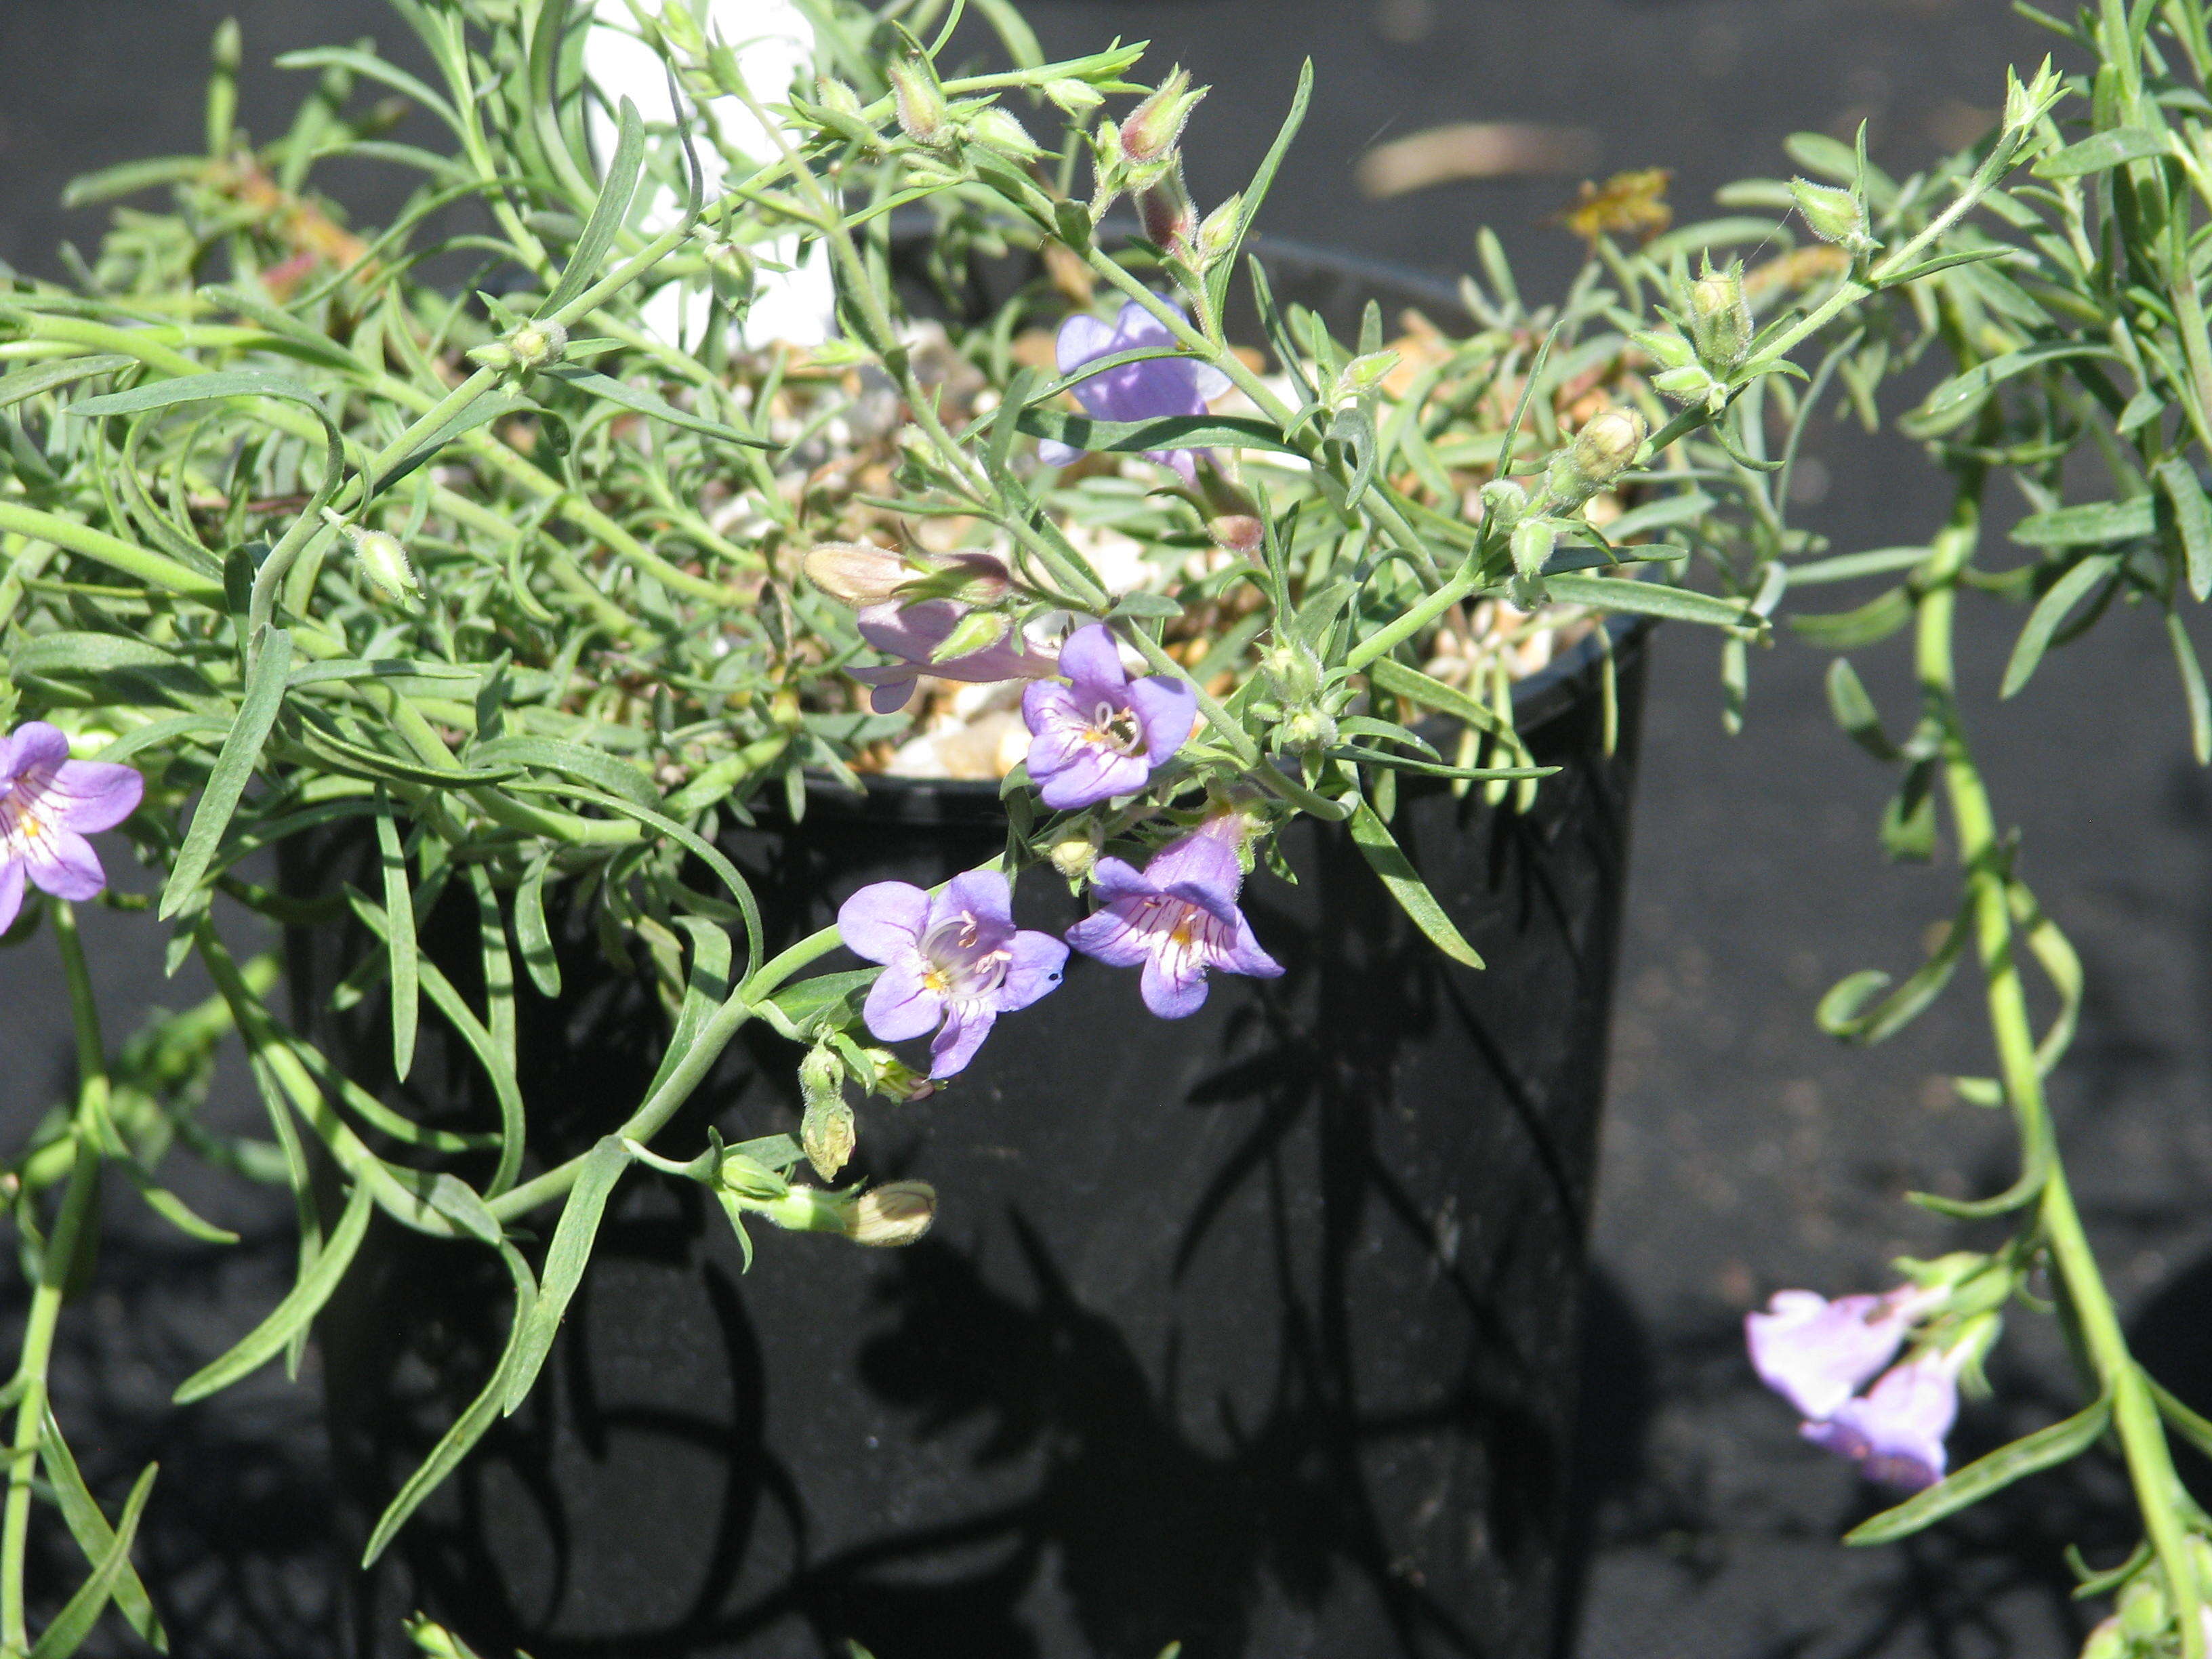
[2075,1617,2126,1659]
[466,340,516,371]
[1687,259,1750,371]
[1208,514,1264,556]
[1789,177,1877,258]
[2118,1576,2168,1641]
[818,76,864,120]
[1479,478,1528,534]
[1259,640,1324,705]
[1137,169,1197,256]
[1277,707,1338,753]
[1049,823,1102,880]
[846,1181,937,1247]
[1193,193,1243,270]
[803,541,910,607]
[506,317,568,371]
[861,1049,937,1103]
[967,105,1040,159]
[928,607,1012,663]
[403,1615,478,1659]
[717,1151,791,1200]
[347,527,420,604]
[1044,77,1105,115]
[1119,68,1205,168]
[1543,406,1646,513]
[889,55,947,147]
[1511,516,1555,581]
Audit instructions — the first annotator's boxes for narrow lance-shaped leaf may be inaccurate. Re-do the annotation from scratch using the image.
[501,1136,631,1415]
[1348,800,1483,970]
[363,1245,539,1565]
[1825,658,1900,760]
[28,1463,159,1659]
[2156,457,2212,602]
[2000,553,2120,698]
[161,628,293,920]
[545,96,646,317]
[171,1179,375,1404]
[1844,1397,2111,1545]
[516,849,562,999]
[375,797,419,1082]
[38,1413,165,1652]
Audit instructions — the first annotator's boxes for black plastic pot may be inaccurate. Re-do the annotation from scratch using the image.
[274,240,1650,1659]
[293,618,1647,1659]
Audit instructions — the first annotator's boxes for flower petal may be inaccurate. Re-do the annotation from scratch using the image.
[1143,833,1244,918]
[0,860,24,937]
[1746,1290,1912,1423]
[863,959,943,1042]
[1037,745,1147,809]
[22,827,106,902]
[937,870,1014,936]
[1057,623,1128,693]
[1086,857,1155,907]
[0,722,68,782]
[857,598,960,661]
[839,881,931,964]
[1066,896,1151,967]
[1126,674,1197,763]
[1057,311,1118,377]
[930,1002,996,1076]
[36,758,144,834]
[1218,909,1285,980]
[1037,437,1082,468]
[1139,949,1211,1019]
[1109,299,1179,354]
[996,928,1069,1012]
[1148,447,1202,485]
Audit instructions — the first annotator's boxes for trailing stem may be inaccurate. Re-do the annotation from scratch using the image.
[1916,469,2204,1659]
[0,904,111,1656]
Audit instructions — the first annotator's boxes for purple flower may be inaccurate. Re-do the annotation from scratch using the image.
[1800,1346,1965,1492]
[837,871,1069,1078]
[1065,821,1283,1019]
[1038,298,1231,483]
[0,722,144,935]
[846,598,1057,714]
[1020,624,1196,810]
[1746,1287,1930,1422]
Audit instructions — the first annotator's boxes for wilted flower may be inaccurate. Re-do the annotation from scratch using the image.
[1021,623,1197,808]
[847,598,1056,714]
[845,1181,937,1246]
[1746,1286,1933,1420]
[838,871,1068,1076]
[1039,298,1230,483]
[0,722,145,935]
[804,544,1010,609]
[1799,1343,1967,1492]
[1065,816,1283,1018]
[1543,405,1647,512]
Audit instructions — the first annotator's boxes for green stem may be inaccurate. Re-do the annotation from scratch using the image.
[1,905,109,1656]
[1917,469,2204,1659]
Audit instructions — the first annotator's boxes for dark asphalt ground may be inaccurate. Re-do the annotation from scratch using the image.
[6,1,2212,1656]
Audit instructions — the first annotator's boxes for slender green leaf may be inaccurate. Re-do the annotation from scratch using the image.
[374,799,419,1083]
[1824,658,1899,760]
[2168,612,2212,763]
[161,628,293,920]
[172,1179,374,1403]
[1018,407,1303,458]
[373,391,535,494]
[501,1136,629,1414]
[2034,125,2169,177]
[1818,894,1973,1045]
[2011,499,2154,548]
[1845,1398,2111,1544]
[516,850,562,999]
[28,1462,158,1659]
[2001,554,2120,697]
[1543,573,1755,630]
[1206,58,1311,320]
[546,98,646,316]
[468,735,660,811]
[363,1246,537,1565]
[1789,586,1914,648]
[537,365,768,447]
[38,1414,165,1652]
[1910,343,2122,428]
[0,356,134,411]
[1347,800,1483,970]
[70,370,332,423]
[2156,457,2212,602]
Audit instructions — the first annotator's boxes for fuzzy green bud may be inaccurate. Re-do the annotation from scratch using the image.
[1044,77,1104,115]
[2117,1576,2169,1641]
[2075,1617,2127,1659]
[1543,406,1647,513]
[1259,640,1324,705]
[1049,823,1103,881]
[861,1050,937,1103]
[1193,192,1243,271]
[1687,259,1750,371]
[404,1614,480,1659]
[347,527,419,604]
[967,105,1040,159]
[1277,707,1338,753]
[1789,177,1877,258]
[1119,68,1205,168]
[889,55,947,147]
[1479,478,1528,534]
[716,1151,791,1201]
[506,317,567,371]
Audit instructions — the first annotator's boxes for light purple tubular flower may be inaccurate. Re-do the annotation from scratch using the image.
[0,722,144,935]
[846,598,1057,714]
[837,872,1069,1078]
[1038,298,1231,483]
[1746,1288,1925,1422]
[1021,624,1197,810]
[1799,1346,1965,1492]
[1065,825,1282,1019]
